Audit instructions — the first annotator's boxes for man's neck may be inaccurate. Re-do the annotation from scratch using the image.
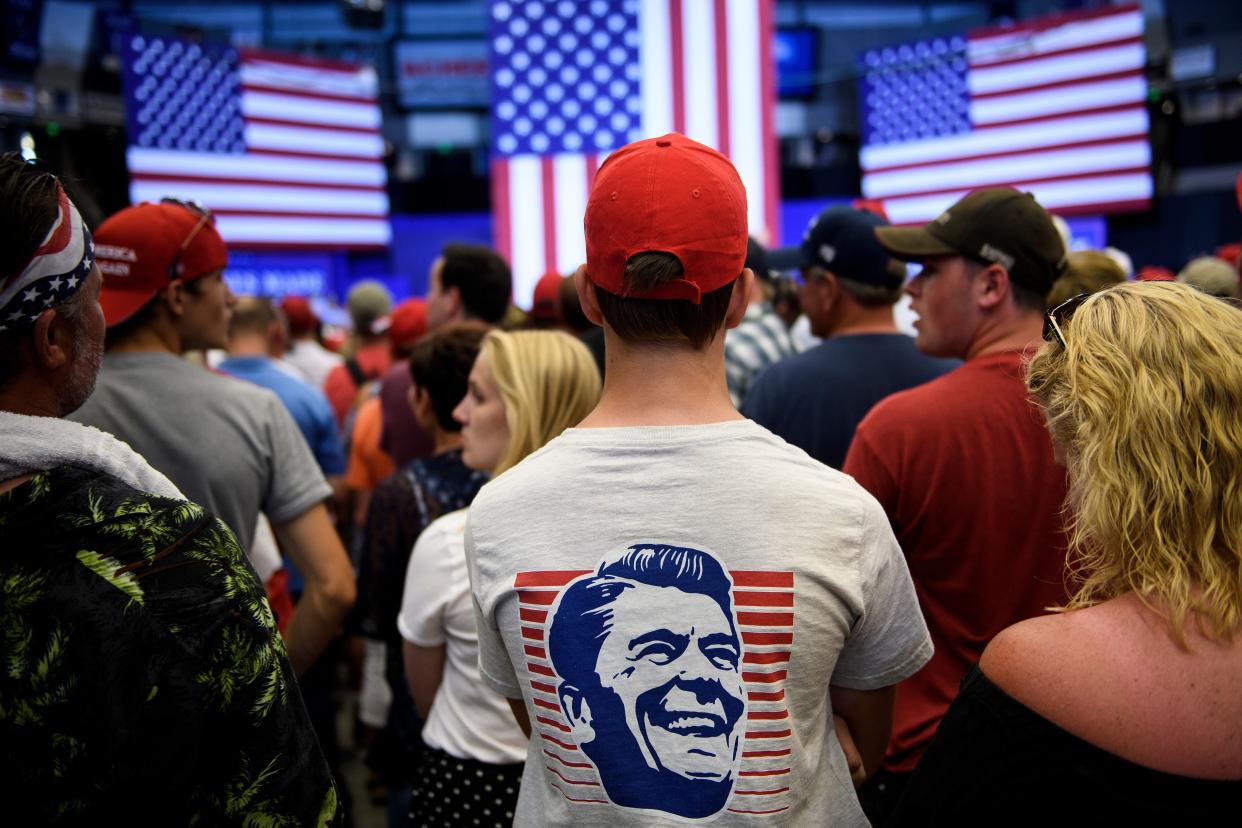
[225,334,268,358]
[965,308,1045,360]
[577,331,741,428]
[431,429,464,456]
[106,323,181,355]
[829,303,899,338]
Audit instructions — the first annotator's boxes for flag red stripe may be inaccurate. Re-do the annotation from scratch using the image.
[746,729,791,739]
[742,632,794,646]
[529,663,555,677]
[669,0,686,134]
[738,611,794,626]
[864,133,1148,175]
[740,768,791,776]
[585,153,599,196]
[974,100,1145,133]
[734,590,793,607]
[759,0,780,243]
[514,571,590,588]
[968,35,1142,71]
[544,749,593,769]
[518,590,559,606]
[728,807,791,814]
[970,4,1138,41]
[551,784,608,804]
[245,146,382,162]
[205,208,385,220]
[519,607,547,624]
[207,241,386,252]
[243,115,380,136]
[732,570,794,588]
[969,68,1143,102]
[540,157,557,277]
[242,47,378,75]
[524,645,546,659]
[747,710,789,720]
[240,82,377,105]
[891,197,1152,227]
[521,625,544,642]
[533,697,560,713]
[537,715,570,733]
[748,689,785,702]
[491,158,512,266]
[743,748,791,758]
[743,651,790,665]
[712,0,730,158]
[734,787,790,796]
[743,670,788,684]
[546,766,601,786]
[530,680,556,694]
[877,165,1151,203]
[130,172,384,193]
[540,733,578,751]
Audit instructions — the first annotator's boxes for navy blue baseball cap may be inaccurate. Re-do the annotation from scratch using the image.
[799,206,905,288]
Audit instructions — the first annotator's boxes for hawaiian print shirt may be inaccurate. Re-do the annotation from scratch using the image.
[0,465,342,825]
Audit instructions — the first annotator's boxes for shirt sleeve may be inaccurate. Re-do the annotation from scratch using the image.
[463,515,523,699]
[831,494,932,689]
[260,393,332,525]
[396,519,452,648]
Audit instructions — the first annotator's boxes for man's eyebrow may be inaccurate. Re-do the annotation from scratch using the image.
[628,629,687,650]
[699,632,740,652]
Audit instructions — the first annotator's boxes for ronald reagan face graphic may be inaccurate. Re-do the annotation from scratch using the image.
[548,544,747,820]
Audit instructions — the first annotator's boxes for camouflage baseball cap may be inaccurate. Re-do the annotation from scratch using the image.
[874,188,1067,297]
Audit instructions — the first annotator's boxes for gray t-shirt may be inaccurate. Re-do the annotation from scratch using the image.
[71,351,331,550]
[465,420,931,827]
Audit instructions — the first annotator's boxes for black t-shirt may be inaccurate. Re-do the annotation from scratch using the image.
[889,665,1241,825]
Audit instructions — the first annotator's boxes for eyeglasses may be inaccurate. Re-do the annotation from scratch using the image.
[1043,293,1089,350]
[160,198,214,279]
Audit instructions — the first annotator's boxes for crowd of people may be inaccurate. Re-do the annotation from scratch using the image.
[1,132,1240,828]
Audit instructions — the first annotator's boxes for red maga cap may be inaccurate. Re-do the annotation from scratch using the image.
[93,202,228,327]
[584,133,748,304]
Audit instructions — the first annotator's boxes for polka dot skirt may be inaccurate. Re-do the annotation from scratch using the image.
[409,744,524,828]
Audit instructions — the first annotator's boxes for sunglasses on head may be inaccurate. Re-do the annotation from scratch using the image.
[1043,293,1090,350]
[160,198,215,280]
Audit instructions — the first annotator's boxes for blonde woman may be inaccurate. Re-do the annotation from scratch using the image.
[397,330,601,827]
[891,282,1242,823]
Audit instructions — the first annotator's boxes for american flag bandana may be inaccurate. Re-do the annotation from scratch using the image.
[0,185,95,334]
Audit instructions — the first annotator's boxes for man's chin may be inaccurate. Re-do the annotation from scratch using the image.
[645,727,738,783]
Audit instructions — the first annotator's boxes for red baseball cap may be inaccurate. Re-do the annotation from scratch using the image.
[531,271,563,320]
[584,133,748,304]
[381,298,427,351]
[280,295,317,336]
[93,202,229,327]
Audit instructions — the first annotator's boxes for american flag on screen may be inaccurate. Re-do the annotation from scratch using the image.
[859,4,1151,225]
[120,35,390,249]
[489,0,778,306]
[517,566,795,817]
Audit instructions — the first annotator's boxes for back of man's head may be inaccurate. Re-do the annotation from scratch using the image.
[876,188,1066,312]
[583,133,749,350]
[0,154,97,402]
[440,243,512,325]
[228,295,277,340]
[408,321,489,433]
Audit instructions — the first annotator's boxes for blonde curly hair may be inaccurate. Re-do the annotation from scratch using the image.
[1026,281,1242,644]
[481,329,601,476]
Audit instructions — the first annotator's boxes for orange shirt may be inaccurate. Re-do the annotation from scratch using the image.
[345,396,395,493]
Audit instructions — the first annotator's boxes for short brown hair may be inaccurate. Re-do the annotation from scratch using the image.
[1047,249,1125,308]
[593,253,736,350]
[408,321,489,432]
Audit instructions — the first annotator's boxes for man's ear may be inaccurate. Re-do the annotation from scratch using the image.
[572,264,604,326]
[975,262,1010,311]
[559,684,596,743]
[444,283,464,319]
[161,279,188,318]
[28,307,74,372]
[724,268,756,330]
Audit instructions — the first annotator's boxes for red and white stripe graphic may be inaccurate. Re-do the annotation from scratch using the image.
[493,0,778,308]
[862,4,1151,225]
[515,568,795,817]
[127,49,389,250]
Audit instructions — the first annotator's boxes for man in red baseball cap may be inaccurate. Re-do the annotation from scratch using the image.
[71,201,355,681]
[460,134,930,826]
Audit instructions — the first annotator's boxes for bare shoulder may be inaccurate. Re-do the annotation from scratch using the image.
[981,597,1242,778]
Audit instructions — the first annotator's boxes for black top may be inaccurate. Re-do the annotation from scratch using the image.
[890,665,1241,826]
